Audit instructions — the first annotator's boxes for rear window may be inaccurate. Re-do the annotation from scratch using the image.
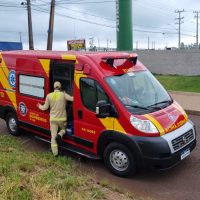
[19,75,45,98]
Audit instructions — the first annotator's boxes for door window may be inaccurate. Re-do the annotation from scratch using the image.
[80,78,108,112]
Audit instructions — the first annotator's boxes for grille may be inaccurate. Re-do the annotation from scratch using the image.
[171,129,194,152]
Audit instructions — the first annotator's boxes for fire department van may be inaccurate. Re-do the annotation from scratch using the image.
[0,50,196,177]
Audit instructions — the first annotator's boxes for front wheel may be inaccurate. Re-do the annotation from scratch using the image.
[6,113,21,136]
[104,142,136,177]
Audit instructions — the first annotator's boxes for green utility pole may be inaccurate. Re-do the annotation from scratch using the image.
[116,0,133,51]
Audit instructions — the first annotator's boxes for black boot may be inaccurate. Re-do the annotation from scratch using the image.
[56,134,62,146]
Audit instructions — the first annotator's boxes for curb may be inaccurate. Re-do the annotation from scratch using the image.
[169,91,200,116]
[169,91,200,96]
[185,109,200,116]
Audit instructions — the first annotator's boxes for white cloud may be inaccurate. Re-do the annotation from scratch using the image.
[0,0,199,50]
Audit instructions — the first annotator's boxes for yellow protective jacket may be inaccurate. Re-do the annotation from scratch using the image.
[39,90,73,121]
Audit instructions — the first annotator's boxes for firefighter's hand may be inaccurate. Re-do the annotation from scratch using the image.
[37,103,41,108]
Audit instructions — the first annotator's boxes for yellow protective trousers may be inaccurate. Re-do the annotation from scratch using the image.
[50,121,66,156]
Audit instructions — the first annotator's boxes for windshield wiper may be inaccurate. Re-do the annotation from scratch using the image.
[124,104,150,110]
[148,100,172,108]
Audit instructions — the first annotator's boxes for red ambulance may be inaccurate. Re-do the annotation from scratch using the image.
[0,50,196,177]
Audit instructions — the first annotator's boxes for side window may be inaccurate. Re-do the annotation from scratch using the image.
[80,78,108,112]
[19,75,45,98]
[80,79,96,111]
[97,84,108,102]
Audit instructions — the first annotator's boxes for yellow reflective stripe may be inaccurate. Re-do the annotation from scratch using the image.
[114,119,127,134]
[50,92,62,101]
[99,118,127,134]
[0,54,9,77]
[39,59,50,77]
[173,103,188,121]
[62,54,78,64]
[99,118,114,130]
[51,144,58,147]
[50,117,67,121]
[144,114,165,136]
[74,71,87,89]
[0,54,17,110]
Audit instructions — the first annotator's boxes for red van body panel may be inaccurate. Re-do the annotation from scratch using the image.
[0,50,196,173]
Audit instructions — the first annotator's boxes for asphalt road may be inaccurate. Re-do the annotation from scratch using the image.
[0,115,199,200]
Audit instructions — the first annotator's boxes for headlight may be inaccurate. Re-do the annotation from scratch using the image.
[130,115,158,134]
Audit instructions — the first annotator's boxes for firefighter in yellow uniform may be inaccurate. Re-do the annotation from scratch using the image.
[37,81,73,156]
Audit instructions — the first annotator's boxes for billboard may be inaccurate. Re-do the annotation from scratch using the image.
[0,42,23,51]
[67,39,86,51]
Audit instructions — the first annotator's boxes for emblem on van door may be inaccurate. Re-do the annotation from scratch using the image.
[168,114,175,122]
[19,102,27,116]
[8,70,16,88]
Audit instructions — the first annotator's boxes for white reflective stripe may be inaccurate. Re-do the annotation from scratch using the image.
[161,121,195,154]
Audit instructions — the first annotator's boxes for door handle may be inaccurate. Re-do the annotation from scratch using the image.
[78,109,83,119]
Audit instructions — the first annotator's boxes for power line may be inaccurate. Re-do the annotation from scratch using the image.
[31,4,195,38]
[35,0,115,5]
[31,6,116,28]
[0,0,195,37]
[34,0,115,22]
[0,0,196,48]
[134,1,175,15]
[142,0,176,11]
[55,0,115,4]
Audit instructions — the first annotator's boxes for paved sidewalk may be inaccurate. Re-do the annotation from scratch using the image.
[169,91,200,115]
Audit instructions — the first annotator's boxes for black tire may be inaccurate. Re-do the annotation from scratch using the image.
[6,112,21,136]
[104,142,136,177]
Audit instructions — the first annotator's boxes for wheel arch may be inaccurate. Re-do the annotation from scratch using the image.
[1,105,17,120]
[97,130,144,168]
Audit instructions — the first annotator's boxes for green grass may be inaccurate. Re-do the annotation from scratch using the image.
[0,135,109,200]
[155,75,200,93]
[0,135,142,200]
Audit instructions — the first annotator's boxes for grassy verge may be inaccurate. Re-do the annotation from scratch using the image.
[155,75,200,93]
[0,135,138,200]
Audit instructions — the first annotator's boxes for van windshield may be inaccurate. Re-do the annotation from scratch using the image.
[106,71,172,114]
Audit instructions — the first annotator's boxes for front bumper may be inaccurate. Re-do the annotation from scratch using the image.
[130,120,196,170]
[142,139,196,170]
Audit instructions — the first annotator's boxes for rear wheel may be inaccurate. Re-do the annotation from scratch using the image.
[104,142,136,177]
[6,113,21,136]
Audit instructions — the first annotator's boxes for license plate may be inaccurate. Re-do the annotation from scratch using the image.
[181,148,190,160]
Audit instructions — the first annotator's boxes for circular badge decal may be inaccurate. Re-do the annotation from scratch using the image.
[19,102,27,116]
[168,113,175,122]
[8,70,16,88]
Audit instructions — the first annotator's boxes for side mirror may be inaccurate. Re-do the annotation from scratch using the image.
[96,100,111,118]
[96,100,118,118]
